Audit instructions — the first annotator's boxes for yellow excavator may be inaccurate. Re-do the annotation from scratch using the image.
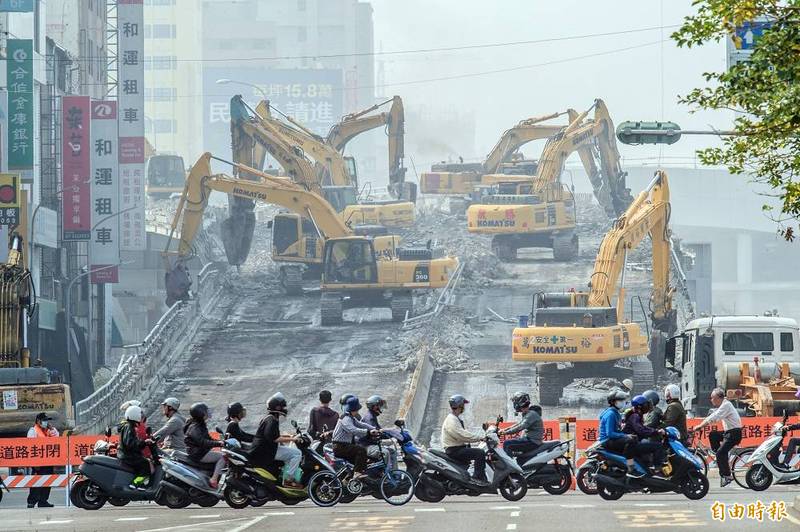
[419,111,570,213]
[165,153,458,324]
[0,192,73,436]
[466,99,633,261]
[511,170,674,404]
[326,95,414,201]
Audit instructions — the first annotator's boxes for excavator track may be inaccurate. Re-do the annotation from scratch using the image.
[492,237,517,261]
[280,265,304,296]
[631,357,655,394]
[390,291,413,322]
[320,292,343,326]
[552,232,579,262]
[537,363,565,406]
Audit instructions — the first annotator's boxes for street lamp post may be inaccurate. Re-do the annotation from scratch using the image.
[215,78,269,101]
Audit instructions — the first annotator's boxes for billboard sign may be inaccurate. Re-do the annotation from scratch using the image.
[118,0,145,250]
[7,39,33,176]
[62,96,91,241]
[0,0,34,12]
[202,67,342,167]
[90,101,120,284]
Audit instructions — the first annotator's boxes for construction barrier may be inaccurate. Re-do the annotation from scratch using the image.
[3,474,71,489]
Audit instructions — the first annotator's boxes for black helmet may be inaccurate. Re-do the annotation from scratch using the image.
[339,393,354,411]
[511,391,531,413]
[642,389,660,407]
[448,394,469,409]
[607,390,629,406]
[227,402,245,420]
[344,395,362,413]
[189,402,209,422]
[267,393,288,416]
[366,395,386,413]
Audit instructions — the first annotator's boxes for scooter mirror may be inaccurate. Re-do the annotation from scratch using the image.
[291,420,299,428]
[394,419,405,428]
[215,426,224,434]
[105,426,112,438]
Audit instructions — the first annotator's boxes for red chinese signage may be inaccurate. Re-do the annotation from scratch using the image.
[62,96,91,241]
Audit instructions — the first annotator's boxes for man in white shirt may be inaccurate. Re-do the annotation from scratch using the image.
[441,394,488,485]
[693,387,742,487]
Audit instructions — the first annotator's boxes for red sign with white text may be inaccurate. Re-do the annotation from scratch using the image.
[62,96,91,241]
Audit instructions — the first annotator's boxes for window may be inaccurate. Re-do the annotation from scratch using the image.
[298,27,307,42]
[218,39,235,50]
[147,56,177,70]
[781,332,794,352]
[151,24,176,39]
[298,0,306,11]
[150,119,177,134]
[722,332,774,352]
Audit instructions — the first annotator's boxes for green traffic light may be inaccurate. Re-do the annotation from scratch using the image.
[616,121,682,145]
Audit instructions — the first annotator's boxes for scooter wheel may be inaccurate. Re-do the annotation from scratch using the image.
[542,465,572,495]
[414,478,446,503]
[160,490,191,509]
[682,470,709,500]
[195,494,219,507]
[249,498,268,507]
[108,497,130,507]
[597,483,624,501]
[499,473,528,502]
[71,479,107,510]
[576,463,599,495]
[745,464,773,491]
[223,485,251,509]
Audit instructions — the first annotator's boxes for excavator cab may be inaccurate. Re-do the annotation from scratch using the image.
[322,186,359,213]
[344,156,358,189]
[322,238,378,285]
[271,213,321,260]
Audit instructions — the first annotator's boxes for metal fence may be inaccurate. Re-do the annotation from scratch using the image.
[74,262,227,434]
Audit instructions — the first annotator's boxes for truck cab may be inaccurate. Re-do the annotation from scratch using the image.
[668,315,800,416]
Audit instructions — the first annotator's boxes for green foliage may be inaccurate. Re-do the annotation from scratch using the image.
[672,0,800,240]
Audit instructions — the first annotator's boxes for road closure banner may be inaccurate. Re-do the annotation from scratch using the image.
[0,436,68,467]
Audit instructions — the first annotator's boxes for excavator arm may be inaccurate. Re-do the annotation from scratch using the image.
[166,153,350,264]
[587,170,673,326]
[481,112,571,174]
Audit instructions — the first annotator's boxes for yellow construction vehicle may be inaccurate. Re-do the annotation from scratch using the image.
[419,112,570,212]
[326,96,414,201]
[165,153,458,324]
[146,154,187,199]
[511,170,673,404]
[0,193,73,436]
[466,99,633,261]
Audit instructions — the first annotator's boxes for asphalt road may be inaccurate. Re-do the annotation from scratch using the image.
[2,486,799,531]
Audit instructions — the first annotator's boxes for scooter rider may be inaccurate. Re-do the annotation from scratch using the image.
[662,384,687,442]
[599,390,641,478]
[153,397,185,452]
[693,387,742,487]
[360,395,397,468]
[642,390,663,429]
[184,403,226,488]
[118,405,155,488]
[624,395,666,472]
[499,392,543,458]
[441,394,488,485]
[226,402,254,444]
[250,393,304,488]
[332,396,381,481]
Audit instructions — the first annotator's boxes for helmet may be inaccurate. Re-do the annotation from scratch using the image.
[339,393,354,407]
[344,395,362,413]
[189,402,209,421]
[607,390,629,405]
[511,391,531,413]
[227,402,245,419]
[120,399,141,411]
[665,426,680,441]
[642,390,660,407]
[448,394,469,409]
[366,395,386,413]
[125,405,143,422]
[631,395,650,408]
[162,397,180,411]
[622,379,634,391]
[664,384,681,400]
[267,393,288,416]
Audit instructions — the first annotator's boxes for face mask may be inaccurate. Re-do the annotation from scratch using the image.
[614,401,625,409]
[40,420,49,429]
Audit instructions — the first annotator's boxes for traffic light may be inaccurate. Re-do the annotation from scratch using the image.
[616,121,682,145]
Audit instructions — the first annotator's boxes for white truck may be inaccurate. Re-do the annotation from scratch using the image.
[665,315,800,417]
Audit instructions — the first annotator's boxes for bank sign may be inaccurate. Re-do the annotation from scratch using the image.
[202,67,342,166]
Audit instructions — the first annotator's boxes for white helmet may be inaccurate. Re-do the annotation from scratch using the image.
[125,405,144,422]
[622,378,634,391]
[162,397,180,410]
[664,384,681,400]
[121,399,141,411]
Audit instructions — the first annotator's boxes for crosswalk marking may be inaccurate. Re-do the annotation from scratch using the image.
[38,521,73,525]
[115,517,149,522]
[189,514,220,519]
[414,508,445,512]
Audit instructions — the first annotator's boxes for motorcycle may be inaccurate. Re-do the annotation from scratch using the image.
[162,435,242,508]
[745,411,800,491]
[222,420,342,508]
[70,435,191,510]
[575,441,602,495]
[593,426,709,501]
[513,438,573,494]
[413,424,528,502]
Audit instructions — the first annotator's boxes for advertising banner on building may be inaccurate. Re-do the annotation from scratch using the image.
[0,0,34,13]
[0,174,20,226]
[118,0,145,250]
[61,96,91,241]
[202,67,342,166]
[90,101,119,284]
[7,39,33,177]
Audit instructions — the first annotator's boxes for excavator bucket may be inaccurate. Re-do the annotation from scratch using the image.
[221,211,256,266]
[164,262,192,307]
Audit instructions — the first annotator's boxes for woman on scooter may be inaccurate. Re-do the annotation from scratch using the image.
[184,402,225,488]
[623,395,666,474]
[226,402,254,444]
[118,405,155,487]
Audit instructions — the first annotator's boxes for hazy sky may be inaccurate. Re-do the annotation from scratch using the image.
[370,0,728,166]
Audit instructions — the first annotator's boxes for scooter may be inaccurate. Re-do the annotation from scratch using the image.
[745,411,800,491]
[593,427,709,501]
[414,424,528,502]
[575,441,602,495]
[222,420,342,508]
[162,435,242,508]
[70,436,191,510]
[514,438,573,494]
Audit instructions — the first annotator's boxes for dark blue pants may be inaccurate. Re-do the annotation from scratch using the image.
[503,438,540,457]
[635,440,665,466]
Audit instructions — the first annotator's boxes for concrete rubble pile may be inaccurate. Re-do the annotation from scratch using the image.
[389,307,478,372]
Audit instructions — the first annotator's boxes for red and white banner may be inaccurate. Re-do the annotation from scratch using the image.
[118,0,145,250]
[3,474,70,489]
[61,96,91,241]
[90,100,120,283]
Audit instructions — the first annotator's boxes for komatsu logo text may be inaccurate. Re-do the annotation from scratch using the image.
[477,219,515,227]
[530,346,578,354]
[233,187,267,201]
